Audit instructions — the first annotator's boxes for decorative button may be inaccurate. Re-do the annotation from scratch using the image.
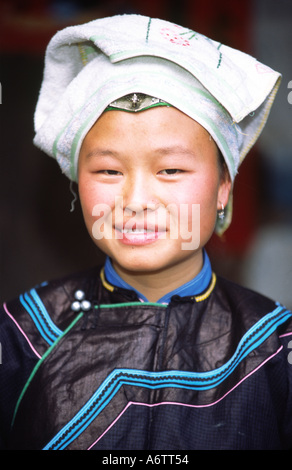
[75,290,85,301]
[81,300,91,311]
[71,300,81,312]
[71,290,92,312]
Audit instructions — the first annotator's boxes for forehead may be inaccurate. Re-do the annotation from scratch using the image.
[78,106,220,173]
[82,106,211,147]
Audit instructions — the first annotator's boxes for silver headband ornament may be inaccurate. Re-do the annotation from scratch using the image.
[107,93,171,112]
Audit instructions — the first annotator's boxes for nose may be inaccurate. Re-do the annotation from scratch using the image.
[122,173,158,214]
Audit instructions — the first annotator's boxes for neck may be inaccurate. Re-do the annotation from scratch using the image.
[112,250,204,303]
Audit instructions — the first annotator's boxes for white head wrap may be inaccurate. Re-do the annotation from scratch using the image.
[33,14,281,234]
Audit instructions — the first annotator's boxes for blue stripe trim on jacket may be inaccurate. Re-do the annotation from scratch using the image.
[19,289,63,345]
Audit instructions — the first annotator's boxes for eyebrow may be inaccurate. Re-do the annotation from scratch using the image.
[153,146,197,157]
[85,148,119,159]
[85,145,196,159]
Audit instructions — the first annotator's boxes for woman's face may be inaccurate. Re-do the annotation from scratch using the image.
[78,106,231,278]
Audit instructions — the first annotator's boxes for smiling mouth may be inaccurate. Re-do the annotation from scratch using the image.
[114,226,167,244]
[121,228,157,234]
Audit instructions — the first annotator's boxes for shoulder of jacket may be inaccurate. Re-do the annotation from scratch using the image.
[3,266,102,355]
[215,275,292,332]
[215,275,276,310]
[34,265,102,326]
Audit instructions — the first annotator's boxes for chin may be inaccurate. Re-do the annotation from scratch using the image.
[114,251,194,276]
[114,258,164,274]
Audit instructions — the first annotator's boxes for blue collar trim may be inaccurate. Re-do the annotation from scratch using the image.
[104,250,212,304]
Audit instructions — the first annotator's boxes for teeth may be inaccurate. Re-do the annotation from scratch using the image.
[122,229,154,233]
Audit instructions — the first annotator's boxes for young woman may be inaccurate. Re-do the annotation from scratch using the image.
[1,14,291,450]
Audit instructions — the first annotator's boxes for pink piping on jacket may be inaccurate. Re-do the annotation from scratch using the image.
[87,345,284,449]
[3,302,42,359]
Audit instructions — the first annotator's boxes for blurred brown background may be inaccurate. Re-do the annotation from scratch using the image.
[1,0,292,307]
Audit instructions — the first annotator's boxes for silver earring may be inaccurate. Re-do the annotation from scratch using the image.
[218,203,225,220]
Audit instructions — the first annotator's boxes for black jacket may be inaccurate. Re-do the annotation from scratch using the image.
[1,265,292,450]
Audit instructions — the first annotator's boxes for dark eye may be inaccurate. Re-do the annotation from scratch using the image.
[160,169,182,175]
[101,170,122,175]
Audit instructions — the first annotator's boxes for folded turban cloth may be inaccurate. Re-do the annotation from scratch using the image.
[33,14,281,234]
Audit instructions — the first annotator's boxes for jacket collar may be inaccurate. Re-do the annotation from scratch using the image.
[103,250,213,304]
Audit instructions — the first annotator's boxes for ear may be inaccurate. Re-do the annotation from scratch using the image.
[217,177,232,211]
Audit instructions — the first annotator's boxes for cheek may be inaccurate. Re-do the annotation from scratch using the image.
[79,183,95,222]
[175,175,219,208]
[197,178,221,236]
[79,179,114,219]
[176,176,219,236]
[78,180,115,244]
